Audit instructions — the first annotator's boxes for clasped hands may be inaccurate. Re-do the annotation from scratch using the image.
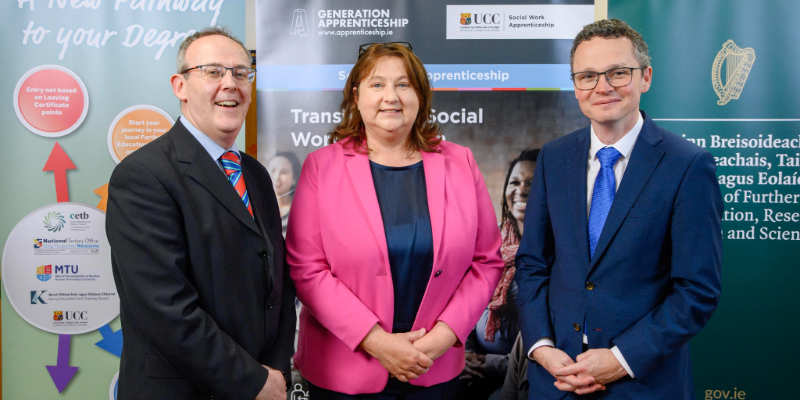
[532,346,628,395]
[360,322,457,382]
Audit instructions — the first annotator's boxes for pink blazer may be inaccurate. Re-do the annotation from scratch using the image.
[286,139,503,394]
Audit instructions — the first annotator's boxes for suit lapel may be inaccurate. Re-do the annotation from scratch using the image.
[570,130,592,267]
[344,146,390,268]
[172,121,261,235]
[588,115,664,273]
[421,150,445,269]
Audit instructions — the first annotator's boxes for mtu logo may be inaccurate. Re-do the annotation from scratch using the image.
[37,265,52,281]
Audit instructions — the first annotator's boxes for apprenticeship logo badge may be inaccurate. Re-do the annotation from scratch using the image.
[290,9,311,37]
[43,211,66,232]
[31,290,47,304]
[37,265,52,282]
[460,13,471,25]
[712,39,755,106]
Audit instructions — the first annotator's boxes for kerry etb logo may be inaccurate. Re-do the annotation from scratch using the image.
[712,40,755,105]
[37,264,52,282]
[460,13,471,25]
[43,211,65,232]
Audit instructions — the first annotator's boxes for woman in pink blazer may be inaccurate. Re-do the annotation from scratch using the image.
[286,42,503,399]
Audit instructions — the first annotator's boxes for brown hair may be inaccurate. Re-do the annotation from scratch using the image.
[570,19,651,73]
[329,43,441,153]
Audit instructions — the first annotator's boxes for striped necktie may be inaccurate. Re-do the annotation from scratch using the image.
[220,151,253,217]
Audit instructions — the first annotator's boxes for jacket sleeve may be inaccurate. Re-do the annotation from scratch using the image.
[437,147,504,345]
[514,144,556,352]
[106,159,268,400]
[261,257,297,376]
[611,151,723,379]
[286,153,381,351]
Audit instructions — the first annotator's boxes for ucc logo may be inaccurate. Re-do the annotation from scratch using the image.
[473,13,500,24]
[65,311,88,320]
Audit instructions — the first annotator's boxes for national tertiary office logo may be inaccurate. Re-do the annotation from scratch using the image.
[712,39,755,106]
[37,264,52,282]
[34,238,43,248]
[290,9,311,37]
[43,211,65,232]
[460,13,472,25]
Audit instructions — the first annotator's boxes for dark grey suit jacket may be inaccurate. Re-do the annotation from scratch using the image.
[107,119,295,400]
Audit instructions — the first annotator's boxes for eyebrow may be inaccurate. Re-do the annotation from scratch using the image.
[575,63,633,72]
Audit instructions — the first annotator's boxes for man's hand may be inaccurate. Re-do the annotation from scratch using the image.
[360,325,433,382]
[551,349,626,394]
[412,321,459,361]
[255,366,286,400]
[460,352,486,380]
[532,346,605,394]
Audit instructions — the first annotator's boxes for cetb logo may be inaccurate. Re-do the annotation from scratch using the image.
[290,9,311,37]
[43,211,66,232]
[31,290,47,304]
[70,212,89,219]
[460,13,471,25]
[37,265,52,282]
[53,311,63,321]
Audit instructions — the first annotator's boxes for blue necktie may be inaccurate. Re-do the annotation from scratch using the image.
[588,147,622,258]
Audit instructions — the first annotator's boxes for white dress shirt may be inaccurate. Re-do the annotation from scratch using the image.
[527,112,644,379]
[180,115,241,172]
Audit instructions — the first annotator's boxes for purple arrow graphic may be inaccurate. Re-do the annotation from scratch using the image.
[46,334,79,393]
[95,324,123,357]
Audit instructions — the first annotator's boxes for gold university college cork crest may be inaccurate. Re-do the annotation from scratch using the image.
[712,40,755,105]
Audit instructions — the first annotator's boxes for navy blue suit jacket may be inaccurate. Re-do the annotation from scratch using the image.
[515,111,722,399]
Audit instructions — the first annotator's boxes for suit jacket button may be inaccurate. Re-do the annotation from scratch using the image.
[573,323,581,331]
[258,250,268,258]
[268,301,274,310]
[434,270,443,277]
[585,282,595,290]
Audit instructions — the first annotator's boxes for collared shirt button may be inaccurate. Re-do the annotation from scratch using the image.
[573,323,581,331]
[268,301,274,310]
[585,281,595,290]
[258,250,268,258]
[434,270,443,277]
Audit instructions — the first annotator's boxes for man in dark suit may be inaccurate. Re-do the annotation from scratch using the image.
[106,27,294,400]
[515,19,722,399]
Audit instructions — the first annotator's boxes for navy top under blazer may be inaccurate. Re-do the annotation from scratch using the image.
[515,111,723,400]
[370,160,434,333]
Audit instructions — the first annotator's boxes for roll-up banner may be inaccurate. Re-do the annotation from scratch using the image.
[610,1,800,399]
[0,2,245,398]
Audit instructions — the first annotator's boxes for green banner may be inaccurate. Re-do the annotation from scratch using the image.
[610,1,800,399]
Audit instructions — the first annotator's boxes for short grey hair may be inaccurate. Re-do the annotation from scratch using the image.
[176,26,249,74]
[570,19,651,73]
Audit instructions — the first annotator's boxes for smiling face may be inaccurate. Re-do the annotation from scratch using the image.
[572,36,652,134]
[355,56,420,144]
[505,160,535,229]
[267,156,295,197]
[171,34,251,149]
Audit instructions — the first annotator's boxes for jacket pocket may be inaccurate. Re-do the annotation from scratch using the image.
[628,203,666,218]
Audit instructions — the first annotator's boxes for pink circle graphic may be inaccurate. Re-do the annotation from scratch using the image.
[13,65,89,137]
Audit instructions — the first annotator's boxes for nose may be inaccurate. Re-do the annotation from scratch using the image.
[220,69,238,89]
[594,73,614,92]
[383,85,399,103]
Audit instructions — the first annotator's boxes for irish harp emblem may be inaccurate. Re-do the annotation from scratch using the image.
[712,40,755,105]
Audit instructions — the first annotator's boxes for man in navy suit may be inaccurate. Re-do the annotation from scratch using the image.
[515,19,722,399]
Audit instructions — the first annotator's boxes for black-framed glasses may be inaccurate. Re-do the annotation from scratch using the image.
[358,42,413,58]
[181,65,257,83]
[571,67,646,90]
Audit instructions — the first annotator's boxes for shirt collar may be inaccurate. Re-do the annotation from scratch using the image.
[589,112,643,161]
[180,115,239,161]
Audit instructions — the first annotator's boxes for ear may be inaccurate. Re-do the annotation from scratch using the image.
[352,85,359,109]
[171,73,188,102]
[640,66,653,94]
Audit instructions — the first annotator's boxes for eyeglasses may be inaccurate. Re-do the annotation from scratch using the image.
[358,42,413,58]
[571,67,646,90]
[181,65,257,83]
